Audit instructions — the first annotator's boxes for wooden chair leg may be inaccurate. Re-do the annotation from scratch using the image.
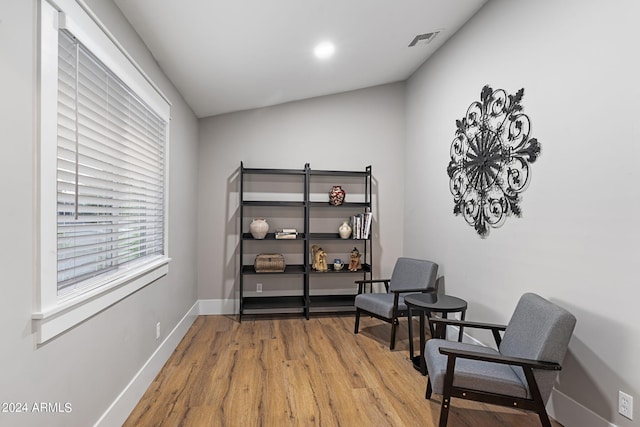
[390,318,398,350]
[438,354,457,427]
[354,309,361,334]
[524,367,552,427]
[537,410,552,427]
[439,395,451,427]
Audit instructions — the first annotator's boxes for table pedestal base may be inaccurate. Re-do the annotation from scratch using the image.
[405,293,468,376]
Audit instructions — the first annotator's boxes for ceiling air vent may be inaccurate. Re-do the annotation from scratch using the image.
[408,31,440,47]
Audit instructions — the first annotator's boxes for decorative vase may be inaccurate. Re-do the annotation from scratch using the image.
[329,185,346,206]
[338,221,352,239]
[249,218,269,239]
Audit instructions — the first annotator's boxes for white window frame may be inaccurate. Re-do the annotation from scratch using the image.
[34,0,171,344]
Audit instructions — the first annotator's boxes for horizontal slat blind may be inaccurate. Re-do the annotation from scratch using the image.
[57,31,166,296]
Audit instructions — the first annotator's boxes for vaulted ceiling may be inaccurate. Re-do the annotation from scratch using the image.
[114,0,487,117]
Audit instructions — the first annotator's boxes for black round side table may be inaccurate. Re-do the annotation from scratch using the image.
[405,293,468,375]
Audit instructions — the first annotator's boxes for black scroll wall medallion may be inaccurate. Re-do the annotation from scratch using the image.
[447,85,541,238]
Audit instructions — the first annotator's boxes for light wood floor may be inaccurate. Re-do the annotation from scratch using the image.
[125,314,562,427]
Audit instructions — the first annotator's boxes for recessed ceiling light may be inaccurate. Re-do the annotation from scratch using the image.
[314,41,335,59]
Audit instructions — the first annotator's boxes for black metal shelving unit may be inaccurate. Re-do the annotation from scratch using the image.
[239,162,372,320]
[307,165,372,313]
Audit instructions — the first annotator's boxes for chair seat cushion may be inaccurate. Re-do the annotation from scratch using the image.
[354,293,407,319]
[425,339,528,399]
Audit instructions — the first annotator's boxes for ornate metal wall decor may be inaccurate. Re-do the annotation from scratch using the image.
[447,85,541,237]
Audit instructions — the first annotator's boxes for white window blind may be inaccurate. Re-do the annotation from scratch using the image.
[56,30,166,296]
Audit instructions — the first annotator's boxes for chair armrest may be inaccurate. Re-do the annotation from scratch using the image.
[355,279,390,294]
[428,318,507,332]
[354,279,390,285]
[392,288,436,295]
[438,346,562,371]
[428,318,506,346]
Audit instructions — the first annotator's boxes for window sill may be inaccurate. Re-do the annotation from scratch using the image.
[32,257,170,344]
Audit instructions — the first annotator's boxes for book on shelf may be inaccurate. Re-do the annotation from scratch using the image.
[275,233,297,239]
[350,215,359,239]
[350,210,372,239]
[275,228,298,239]
[362,212,372,239]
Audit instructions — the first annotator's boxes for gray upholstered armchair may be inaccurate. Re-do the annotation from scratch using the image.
[353,257,438,350]
[425,293,576,427]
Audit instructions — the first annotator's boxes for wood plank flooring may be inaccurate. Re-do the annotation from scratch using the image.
[125,314,562,427]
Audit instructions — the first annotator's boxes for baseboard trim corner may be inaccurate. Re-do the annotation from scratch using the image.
[547,388,616,427]
[198,298,237,315]
[94,301,199,427]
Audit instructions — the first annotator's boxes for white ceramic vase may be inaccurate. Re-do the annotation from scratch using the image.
[338,221,352,239]
[250,218,269,239]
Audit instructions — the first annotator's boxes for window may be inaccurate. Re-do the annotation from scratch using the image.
[35,0,171,343]
[56,30,166,295]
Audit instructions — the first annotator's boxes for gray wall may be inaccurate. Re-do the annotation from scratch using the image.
[405,1,639,426]
[2,0,637,425]
[197,83,406,306]
[0,1,199,426]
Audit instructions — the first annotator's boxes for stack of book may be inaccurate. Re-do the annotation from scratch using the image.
[350,209,372,239]
[275,228,298,239]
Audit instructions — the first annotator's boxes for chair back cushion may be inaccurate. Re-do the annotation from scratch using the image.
[499,293,576,402]
[389,258,438,292]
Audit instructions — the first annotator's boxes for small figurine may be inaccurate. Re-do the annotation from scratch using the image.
[311,245,328,272]
[348,247,362,271]
[311,245,320,268]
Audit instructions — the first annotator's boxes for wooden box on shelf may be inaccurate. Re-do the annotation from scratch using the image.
[254,253,286,273]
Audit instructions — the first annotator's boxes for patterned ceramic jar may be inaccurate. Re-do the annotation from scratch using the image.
[329,185,346,206]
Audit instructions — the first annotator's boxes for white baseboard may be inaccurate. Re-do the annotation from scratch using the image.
[94,301,199,427]
[199,298,237,315]
[547,388,616,427]
[445,323,486,345]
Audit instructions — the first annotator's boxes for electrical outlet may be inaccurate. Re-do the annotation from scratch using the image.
[619,390,633,420]
[156,322,161,340]
[256,283,262,293]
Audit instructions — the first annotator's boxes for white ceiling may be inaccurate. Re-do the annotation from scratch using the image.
[114,0,487,118]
